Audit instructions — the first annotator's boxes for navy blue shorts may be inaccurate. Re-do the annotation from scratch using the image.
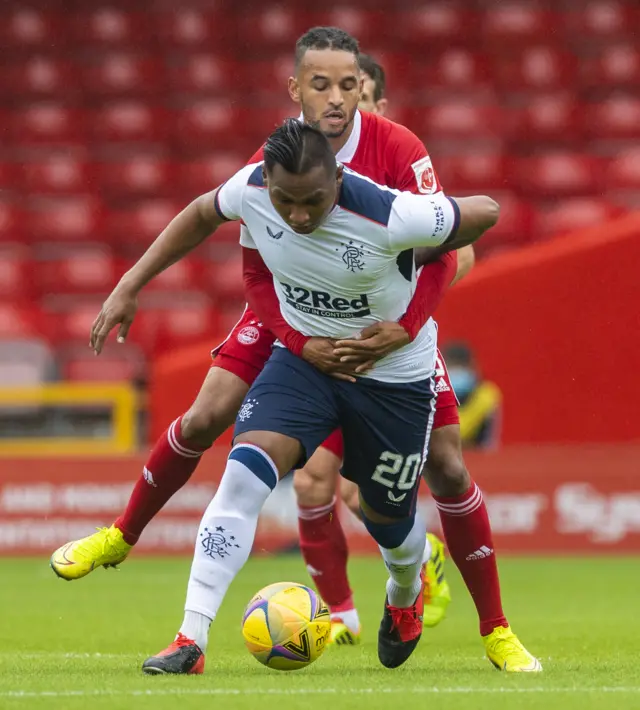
[234,347,436,518]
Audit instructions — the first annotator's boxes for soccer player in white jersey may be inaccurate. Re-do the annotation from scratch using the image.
[95,118,499,673]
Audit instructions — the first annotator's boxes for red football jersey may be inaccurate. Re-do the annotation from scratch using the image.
[246,110,442,195]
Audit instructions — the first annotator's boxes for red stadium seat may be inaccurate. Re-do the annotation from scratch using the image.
[239,6,305,49]
[517,93,583,144]
[60,344,145,382]
[97,157,173,197]
[107,200,184,248]
[205,256,244,300]
[492,47,577,92]
[174,101,240,151]
[180,155,247,195]
[424,49,490,91]
[2,56,78,99]
[0,247,34,301]
[534,198,621,238]
[166,54,240,97]
[322,9,388,48]
[13,104,84,147]
[583,45,640,90]
[0,9,65,51]
[156,9,222,49]
[81,54,164,98]
[0,303,46,340]
[564,1,638,41]
[0,202,25,244]
[27,197,102,244]
[91,102,170,145]
[514,154,603,197]
[70,9,151,47]
[37,250,117,297]
[154,303,218,352]
[586,96,640,139]
[607,148,640,190]
[50,302,103,344]
[144,259,204,294]
[0,162,18,193]
[476,192,535,248]
[397,5,474,48]
[439,152,507,192]
[421,102,503,140]
[482,5,554,45]
[22,156,89,196]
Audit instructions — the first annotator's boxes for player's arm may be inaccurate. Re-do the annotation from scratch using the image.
[243,244,359,382]
[389,192,499,254]
[414,244,475,286]
[91,166,252,354]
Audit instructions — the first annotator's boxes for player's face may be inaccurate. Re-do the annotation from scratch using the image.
[289,50,362,139]
[264,163,343,235]
[358,73,388,116]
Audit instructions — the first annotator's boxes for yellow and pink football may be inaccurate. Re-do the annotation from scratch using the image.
[242,582,331,671]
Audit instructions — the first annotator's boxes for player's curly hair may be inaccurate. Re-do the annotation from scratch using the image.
[263,119,336,176]
[295,26,360,68]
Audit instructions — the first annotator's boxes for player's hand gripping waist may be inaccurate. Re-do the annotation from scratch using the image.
[301,337,363,382]
[333,322,411,374]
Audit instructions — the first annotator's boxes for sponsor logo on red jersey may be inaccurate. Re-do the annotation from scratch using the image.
[411,156,437,194]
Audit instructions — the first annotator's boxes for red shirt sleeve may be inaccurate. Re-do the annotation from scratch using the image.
[388,123,443,195]
[242,246,310,357]
[386,123,449,339]
[397,252,458,340]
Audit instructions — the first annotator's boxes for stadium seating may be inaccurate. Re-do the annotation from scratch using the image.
[1,0,637,381]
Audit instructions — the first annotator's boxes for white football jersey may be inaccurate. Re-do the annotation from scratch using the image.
[215,163,460,383]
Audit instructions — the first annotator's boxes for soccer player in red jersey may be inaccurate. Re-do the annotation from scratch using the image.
[50,28,539,673]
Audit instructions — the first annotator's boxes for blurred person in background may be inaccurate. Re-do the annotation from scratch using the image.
[444,342,502,451]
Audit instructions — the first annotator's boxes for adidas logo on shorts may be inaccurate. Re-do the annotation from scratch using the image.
[466,545,494,561]
[435,377,451,393]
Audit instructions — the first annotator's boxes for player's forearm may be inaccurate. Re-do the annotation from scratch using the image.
[398,252,457,340]
[242,247,310,356]
[119,198,215,294]
[444,196,499,250]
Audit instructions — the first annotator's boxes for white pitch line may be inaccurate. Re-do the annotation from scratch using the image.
[1,652,140,660]
[2,687,640,699]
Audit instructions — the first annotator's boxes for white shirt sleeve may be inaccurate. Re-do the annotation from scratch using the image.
[387,191,460,251]
[214,163,261,221]
[239,224,257,249]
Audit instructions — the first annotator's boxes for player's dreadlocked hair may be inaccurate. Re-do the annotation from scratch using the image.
[264,119,336,176]
[359,53,386,102]
[294,26,360,69]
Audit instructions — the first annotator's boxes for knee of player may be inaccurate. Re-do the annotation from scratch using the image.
[293,465,335,507]
[181,406,224,447]
[341,484,360,519]
[424,432,470,496]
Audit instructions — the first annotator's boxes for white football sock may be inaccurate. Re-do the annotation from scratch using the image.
[180,445,278,652]
[380,514,428,609]
[330,608,361,633]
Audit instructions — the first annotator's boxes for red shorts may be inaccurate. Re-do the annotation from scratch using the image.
[213,307,459,459]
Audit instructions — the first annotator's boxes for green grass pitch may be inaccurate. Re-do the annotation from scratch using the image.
[0,555,638,710]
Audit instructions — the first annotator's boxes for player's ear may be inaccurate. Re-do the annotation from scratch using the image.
[262,165,268,186]
[336,163,344,186]
[288,76,300,104]
[375,98,388,116]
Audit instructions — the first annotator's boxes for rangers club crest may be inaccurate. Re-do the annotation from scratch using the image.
[411,156,437,194]
[237,325,260,345]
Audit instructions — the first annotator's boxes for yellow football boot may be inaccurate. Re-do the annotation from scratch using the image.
[328,619,361,646]
[422,533,452,627]
[483,625,542,672]
[50,525,132,581]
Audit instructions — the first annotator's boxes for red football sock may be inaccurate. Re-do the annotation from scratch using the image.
[114,416,208,545]
[298,498,354,612]
[433,481,508,637]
